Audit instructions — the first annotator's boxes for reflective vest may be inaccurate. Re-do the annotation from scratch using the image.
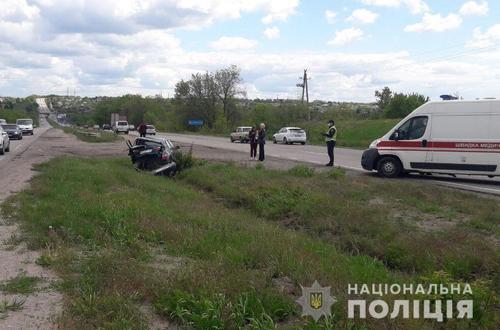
[325,126,337,142]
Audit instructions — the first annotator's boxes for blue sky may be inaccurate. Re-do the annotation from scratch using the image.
[1,0,499,101]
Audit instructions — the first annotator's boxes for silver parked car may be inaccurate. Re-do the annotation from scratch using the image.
[230,126,252,143]
[273,127,307,145]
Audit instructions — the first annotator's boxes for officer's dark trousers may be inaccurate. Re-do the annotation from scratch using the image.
[259,143,265,161]
[327,141,336,165]
[250,143,257,158]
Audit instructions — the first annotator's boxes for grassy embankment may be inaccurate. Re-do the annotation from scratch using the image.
[1,158,498,329]
[48,118,119,143]
[301,118,399,148]
[195,118,399,149]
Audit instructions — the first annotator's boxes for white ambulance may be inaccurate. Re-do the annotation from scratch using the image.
[362,99,500,178]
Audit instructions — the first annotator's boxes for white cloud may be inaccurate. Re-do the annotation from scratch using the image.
[405,13,462,32]
[263,26,280,39]
[459,1,489,16]
[328,28,364,45]
[1,0,500,101]
[325,10,337,24]
[209,36,258,51]
[404,0,430,15]
[347,8,378,24]
[361,0,429,15]
[467,24,500,48]
[260,0,300,24]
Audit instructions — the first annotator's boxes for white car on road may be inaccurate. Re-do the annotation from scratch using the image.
[0,126,11,155]
[114,121,129,134]
[146,125,157,135]
[16,118,34,135]
[273,127,307,145]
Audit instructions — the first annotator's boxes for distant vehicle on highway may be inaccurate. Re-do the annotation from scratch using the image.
[146,125,156,135]
[0,126,10,155]
[0,119,6,125]
[273,127,307,145]
[113,121,129,134]
[230,126,252,143]
[93,124,100,130]
[362,99,500,178]
[102,124,111,130]
[128,124,135,131]
[16,118,34,135]
[1,124,23,140]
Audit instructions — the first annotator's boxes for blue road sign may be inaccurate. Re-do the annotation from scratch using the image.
[188,119,203,126]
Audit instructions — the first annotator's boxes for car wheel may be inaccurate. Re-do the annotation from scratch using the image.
[273,138,277,144]
[5,144,9,152]
[0,145,4,155]
[377,157,402,178]
[301,142,305,145]
[283,137,288,145]
[230,138,234,143]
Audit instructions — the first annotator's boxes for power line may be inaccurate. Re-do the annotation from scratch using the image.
[387,43,500,72]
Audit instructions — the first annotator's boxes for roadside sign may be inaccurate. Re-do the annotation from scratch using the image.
[188,119,203,126]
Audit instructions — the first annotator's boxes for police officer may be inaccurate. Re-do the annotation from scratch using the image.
[322,119,337,167]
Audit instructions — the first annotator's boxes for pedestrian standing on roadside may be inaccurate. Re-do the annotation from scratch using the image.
[258,123,266,161]
[249,126,257,160]
[322,119,337,167]
[138,122,147,137]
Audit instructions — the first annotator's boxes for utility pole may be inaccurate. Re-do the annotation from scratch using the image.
[296,69,311,120]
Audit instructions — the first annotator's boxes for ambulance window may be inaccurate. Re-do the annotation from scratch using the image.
[408,117,428,140]
[395,116,428,140]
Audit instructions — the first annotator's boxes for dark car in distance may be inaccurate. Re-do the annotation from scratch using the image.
[1,124,23,140]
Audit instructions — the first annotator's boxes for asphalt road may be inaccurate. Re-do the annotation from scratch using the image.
[154,132,500,196]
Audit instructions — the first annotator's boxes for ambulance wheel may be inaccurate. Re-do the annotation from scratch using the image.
[377,157,402,178]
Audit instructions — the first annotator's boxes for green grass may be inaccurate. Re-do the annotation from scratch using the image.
[301,118,400,149]
[48,118,119,143]
[181,163,500,282]
[1,157,498,329]
[0,275,41,295]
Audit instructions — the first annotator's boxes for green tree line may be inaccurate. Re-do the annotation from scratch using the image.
[375,87,429,119]
[0,96,40,125]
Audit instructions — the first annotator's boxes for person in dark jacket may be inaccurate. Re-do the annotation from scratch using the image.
[322,119,337,167]
[257,123,266,161]
[248,126,257,160]
[138,123,147,137]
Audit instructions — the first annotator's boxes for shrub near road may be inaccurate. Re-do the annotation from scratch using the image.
[2,157,498,328]
[48,118,118,143]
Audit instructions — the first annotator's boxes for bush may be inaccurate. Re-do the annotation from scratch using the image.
[174,146,194,171]
[288,165,315,178]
